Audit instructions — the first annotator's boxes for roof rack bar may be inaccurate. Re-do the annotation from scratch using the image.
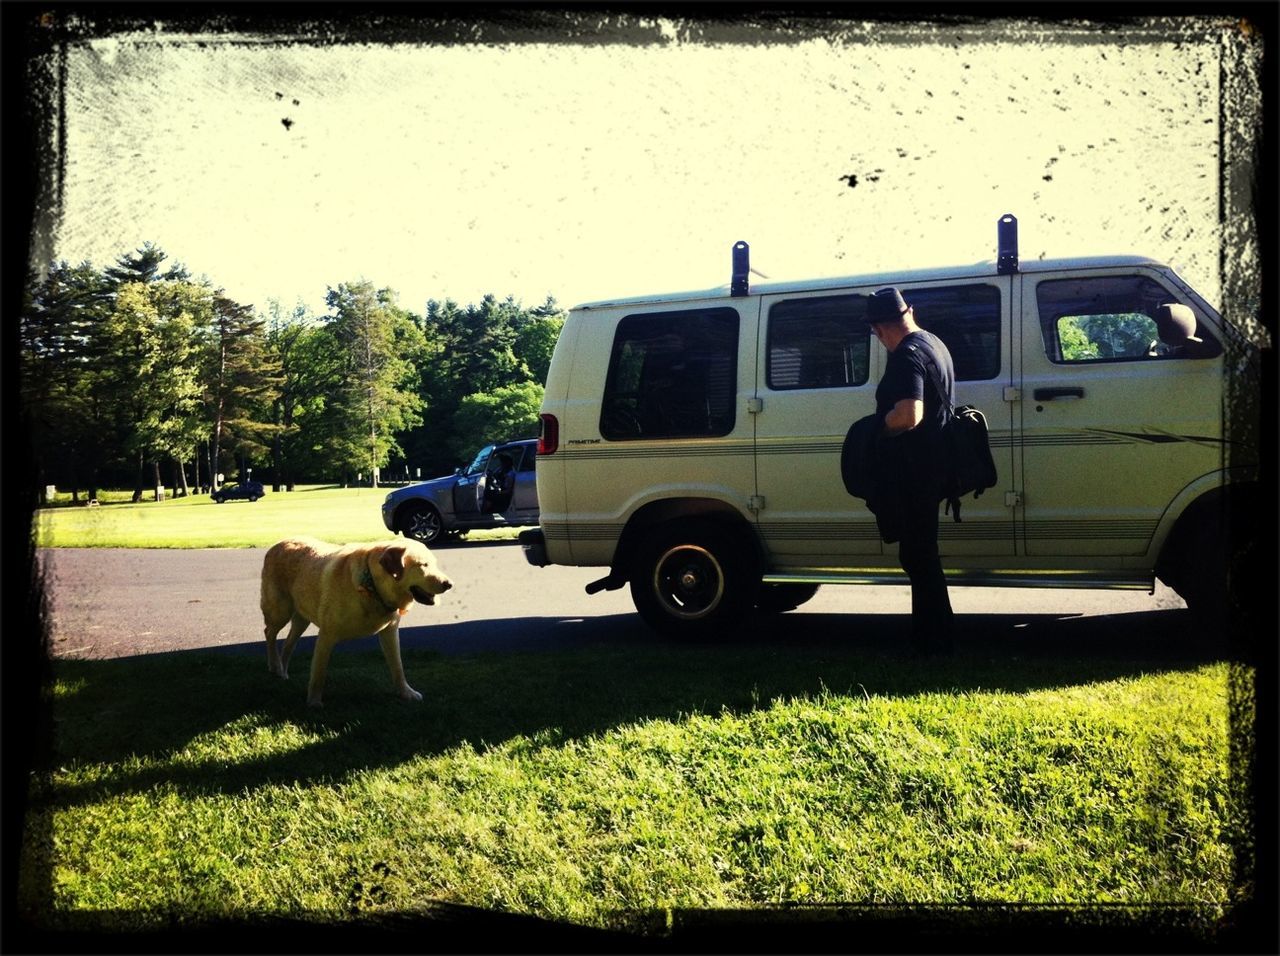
[731,241,750,296]
[997,214,1019,275]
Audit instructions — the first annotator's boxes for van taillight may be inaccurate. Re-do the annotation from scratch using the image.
[538,414,559,455]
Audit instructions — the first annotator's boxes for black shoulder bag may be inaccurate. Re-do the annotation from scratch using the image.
[920,355,998,522]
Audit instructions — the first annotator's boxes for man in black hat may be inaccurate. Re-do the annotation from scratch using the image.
[865,286,956,653]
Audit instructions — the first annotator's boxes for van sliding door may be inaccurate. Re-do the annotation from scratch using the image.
[752,290,884,568]
[902,278,1016,557]
[752,278,1017,571]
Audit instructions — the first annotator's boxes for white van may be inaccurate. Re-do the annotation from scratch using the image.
[520,218,1260,636]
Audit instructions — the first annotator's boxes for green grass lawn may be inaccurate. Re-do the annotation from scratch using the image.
[22,486,1256,941]
[18,642,1253,937]
[33,486,518,548]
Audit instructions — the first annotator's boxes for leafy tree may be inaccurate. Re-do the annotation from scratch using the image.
[265,301,339,490]
[20,261,115,499]
[452,382,545,456]
[324,281,426,486]
[1076,313,1158,359]
[1057,317,1098,361]
[21,243,565,494]
[1058,313,1159,361]
[101,281,212,501]
[414,294,561,471]
[513,296,564,386]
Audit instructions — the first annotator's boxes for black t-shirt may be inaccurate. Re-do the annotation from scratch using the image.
[874,329,956,432]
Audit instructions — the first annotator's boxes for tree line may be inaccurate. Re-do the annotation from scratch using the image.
[19,243,563,502]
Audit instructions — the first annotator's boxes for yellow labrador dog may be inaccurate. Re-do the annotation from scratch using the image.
[260,536,453,707]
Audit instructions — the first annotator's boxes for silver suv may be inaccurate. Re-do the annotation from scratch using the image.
[382,439,539,545]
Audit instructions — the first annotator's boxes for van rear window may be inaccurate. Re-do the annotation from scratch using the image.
[905,284,1002,381]
[766,295,870,390]
[600,308,739,441]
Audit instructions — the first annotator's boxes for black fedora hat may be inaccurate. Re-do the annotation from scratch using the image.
[866,287,909,324]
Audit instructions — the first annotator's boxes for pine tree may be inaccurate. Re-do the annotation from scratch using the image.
[204,293,283,491]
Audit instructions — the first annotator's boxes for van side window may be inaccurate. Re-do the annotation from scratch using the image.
[600,308,739,440]
[905,284,1002,381]
[767,295,870,390]
[1037,276,1222,363]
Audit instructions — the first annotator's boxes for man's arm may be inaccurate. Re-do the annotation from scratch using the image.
[883,397,925,436]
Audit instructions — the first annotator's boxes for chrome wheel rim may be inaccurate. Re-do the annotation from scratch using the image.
[652,544,725,620]
[409,508,442,543]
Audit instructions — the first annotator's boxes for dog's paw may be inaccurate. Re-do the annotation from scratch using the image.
[399,686,424,702]
[307,697,324,709]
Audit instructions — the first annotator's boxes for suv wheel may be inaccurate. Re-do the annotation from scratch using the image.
[400,503,445,545]
[629,521,755,637]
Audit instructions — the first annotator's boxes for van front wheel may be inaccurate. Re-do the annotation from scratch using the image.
[630,523,754,637]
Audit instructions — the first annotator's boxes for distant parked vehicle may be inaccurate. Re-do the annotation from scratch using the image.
[382,439,539,545]
[211,480,265,504]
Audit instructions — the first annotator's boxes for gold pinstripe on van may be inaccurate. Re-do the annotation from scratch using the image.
[556,441,754,462]
[1022,520,1157,540]
[557,432,1019,462]
[1023,429,1227,447]
[757,522,882,540]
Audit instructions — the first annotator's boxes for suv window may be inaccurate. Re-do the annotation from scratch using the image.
[906,284,1002,381]
[464,445,494,476]
[1037,275,1222,363]
[601,308,739,440]
[767,295,870,390]
[514,444,536,472]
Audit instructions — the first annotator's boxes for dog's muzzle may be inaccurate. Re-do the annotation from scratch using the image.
[410,580,452,605]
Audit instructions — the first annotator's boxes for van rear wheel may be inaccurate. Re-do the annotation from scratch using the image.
[630,522,754,637]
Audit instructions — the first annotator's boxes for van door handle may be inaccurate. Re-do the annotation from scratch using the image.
[1033,387,1085,401]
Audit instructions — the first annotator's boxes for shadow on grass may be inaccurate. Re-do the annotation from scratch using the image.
[15,897,1250,954]
[34,604,1235,808]
[21,605,1257,951]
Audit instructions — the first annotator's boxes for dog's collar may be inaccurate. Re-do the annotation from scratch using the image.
[357,563,402,615]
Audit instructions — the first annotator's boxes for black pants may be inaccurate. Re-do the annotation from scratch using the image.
[871,436,954,647]
[897,487,954,646]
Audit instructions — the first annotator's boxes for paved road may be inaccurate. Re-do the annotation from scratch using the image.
[38,542,1192,662]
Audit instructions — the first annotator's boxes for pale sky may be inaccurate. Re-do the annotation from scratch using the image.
[46,14,1253,320]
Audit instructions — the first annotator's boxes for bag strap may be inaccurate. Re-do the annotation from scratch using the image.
[908,340,964,523]
[909,339,955,421]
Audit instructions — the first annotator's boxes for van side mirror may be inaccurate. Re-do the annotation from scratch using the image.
[1154,303,1202,346]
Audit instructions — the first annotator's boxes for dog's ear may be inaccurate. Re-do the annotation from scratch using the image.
[378,545,408,580]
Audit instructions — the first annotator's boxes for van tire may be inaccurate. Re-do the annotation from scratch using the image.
[629,521,756,637]
[755,583,820,615]
[1157,488,1261,649]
